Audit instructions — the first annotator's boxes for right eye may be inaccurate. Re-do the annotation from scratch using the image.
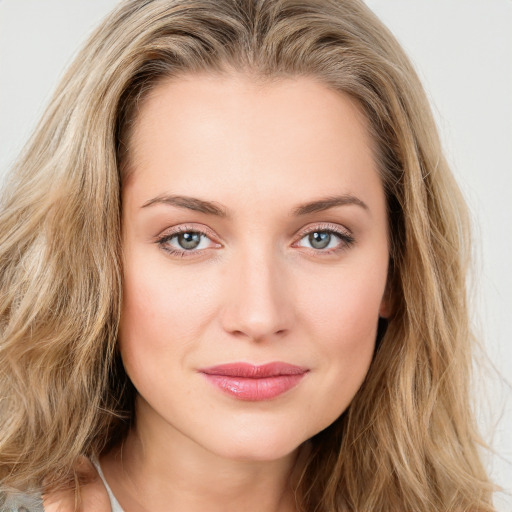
[155,225,221,257]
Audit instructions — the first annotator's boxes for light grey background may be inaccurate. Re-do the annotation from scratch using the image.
[1,0,510,509]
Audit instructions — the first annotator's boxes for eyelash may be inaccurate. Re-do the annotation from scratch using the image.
[155,224,219,258]
[155,223,355,258]
[294,223,355,254]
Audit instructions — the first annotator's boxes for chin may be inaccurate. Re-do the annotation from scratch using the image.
[211,438,302,463]
[194,417,319,463]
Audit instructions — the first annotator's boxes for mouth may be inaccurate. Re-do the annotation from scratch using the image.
[198,362,309,401]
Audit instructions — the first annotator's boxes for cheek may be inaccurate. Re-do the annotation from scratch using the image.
[120,246,215,341]
[295,259,386,430]
[302,260,386,347]
[316,276,379,380]
[117,251,204,383]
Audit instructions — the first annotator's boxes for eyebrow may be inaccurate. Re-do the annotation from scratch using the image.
[292,194,368,215]
[141,193,368,217]
[142,194,229,217]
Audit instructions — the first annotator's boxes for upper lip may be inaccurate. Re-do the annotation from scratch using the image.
[199,362,309,378]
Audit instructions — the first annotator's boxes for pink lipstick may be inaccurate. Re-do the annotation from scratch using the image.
[199,362,308,401]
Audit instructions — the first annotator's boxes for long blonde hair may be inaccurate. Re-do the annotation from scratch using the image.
[0,0,495,510]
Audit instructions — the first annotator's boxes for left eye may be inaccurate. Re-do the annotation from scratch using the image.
[296,230,350,251]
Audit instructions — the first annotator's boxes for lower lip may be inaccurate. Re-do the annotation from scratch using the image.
[201,374,306,401]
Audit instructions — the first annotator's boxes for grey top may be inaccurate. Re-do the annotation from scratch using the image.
[0,490,43,512]
[93,459,124,512]
[0,460,124,512]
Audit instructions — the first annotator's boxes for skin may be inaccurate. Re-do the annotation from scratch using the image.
[91,72,391,512]
[42,458,110,512]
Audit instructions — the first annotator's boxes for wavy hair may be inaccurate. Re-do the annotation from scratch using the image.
[0,0,495,510]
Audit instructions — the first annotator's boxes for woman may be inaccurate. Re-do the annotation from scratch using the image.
[0,0,496,511]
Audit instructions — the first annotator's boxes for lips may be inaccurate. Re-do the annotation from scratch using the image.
[199,362,309,401]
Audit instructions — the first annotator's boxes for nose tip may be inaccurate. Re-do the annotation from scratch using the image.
[227,317,288,342]
[219,254,293,342]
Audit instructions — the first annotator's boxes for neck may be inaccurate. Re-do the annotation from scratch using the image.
[100,398,304,512]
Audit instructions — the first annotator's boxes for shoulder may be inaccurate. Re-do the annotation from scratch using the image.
[1,458,111,512]
[42,457,111,512]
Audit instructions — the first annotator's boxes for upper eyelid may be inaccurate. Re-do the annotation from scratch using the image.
[156,223,220,242]
[155,228,219,256]
[155,221,353,251]
[293,223,354,248]
[157,222,351,240]
[296,222,352,236]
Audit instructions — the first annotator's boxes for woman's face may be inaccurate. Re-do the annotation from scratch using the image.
[120,72,390,461]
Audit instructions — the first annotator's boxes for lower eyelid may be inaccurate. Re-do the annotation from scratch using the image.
[295,225,356,250]
[155,224,353,257]
[159,232,215,248]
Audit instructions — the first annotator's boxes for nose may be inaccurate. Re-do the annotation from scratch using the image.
[219,245,294,342]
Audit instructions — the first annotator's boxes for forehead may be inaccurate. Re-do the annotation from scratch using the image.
[123,72,381,211]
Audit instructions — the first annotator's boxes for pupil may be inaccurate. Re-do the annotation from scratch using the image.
[309,231,330,249]
[178,232,201,250]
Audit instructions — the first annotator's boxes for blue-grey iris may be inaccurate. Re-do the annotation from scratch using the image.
[309,232,331,249]
[178,232,201,250]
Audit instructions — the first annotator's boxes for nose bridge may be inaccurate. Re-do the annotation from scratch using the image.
[220,238,292,341]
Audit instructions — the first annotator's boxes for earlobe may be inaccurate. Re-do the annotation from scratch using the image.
[379,298,390,319]
[378,282,392,319]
